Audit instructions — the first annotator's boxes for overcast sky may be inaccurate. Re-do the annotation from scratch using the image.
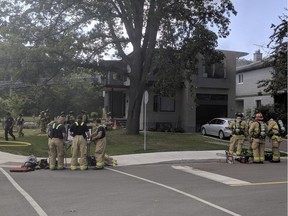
[217,0,287,60]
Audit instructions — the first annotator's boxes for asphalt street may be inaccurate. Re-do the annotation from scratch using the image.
[0,158,287,216]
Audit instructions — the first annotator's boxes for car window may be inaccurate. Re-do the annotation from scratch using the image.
[218,120,225,125]
[209,119,218,124]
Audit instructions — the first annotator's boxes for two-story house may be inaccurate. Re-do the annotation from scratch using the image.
[102,50,247,132]
[235,50,275,115]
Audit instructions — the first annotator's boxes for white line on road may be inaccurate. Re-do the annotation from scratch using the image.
[0,168,48,216]
[107,167,242,216]
[172,165,251,186]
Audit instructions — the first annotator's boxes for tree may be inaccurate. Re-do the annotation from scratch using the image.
[0,0,237,134]
[0,94,27,117]
[258,13,287,96]
[236,58,253,67]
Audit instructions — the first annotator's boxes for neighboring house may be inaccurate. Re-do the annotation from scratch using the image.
[235,50,275,116]
[102,50,247,133]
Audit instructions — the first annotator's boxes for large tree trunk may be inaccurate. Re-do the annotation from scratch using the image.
[126,83,144,134]
[126,53,146,135]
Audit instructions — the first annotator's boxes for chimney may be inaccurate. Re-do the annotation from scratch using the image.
[253,50,262,62]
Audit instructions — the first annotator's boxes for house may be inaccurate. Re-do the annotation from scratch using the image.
[102,50,247,132]
[235,50,275,116]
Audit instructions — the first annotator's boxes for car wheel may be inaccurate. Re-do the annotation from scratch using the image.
[219,131,225,139]
[201,128,206,136]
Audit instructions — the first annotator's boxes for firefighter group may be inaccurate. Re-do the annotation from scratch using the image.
[3,109,285,169]
[46,110,115,171]
[228,111,285,164]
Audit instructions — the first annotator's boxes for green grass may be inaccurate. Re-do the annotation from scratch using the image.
[0,128,230,157]
[2,127,286,158]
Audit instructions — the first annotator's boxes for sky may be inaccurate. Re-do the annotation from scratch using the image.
[217,0,287,60]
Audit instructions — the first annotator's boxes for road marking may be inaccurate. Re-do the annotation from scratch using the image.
[172,165,251,186]
[0,168,48,216]
[107,167,242,216]
[231,181,288,187]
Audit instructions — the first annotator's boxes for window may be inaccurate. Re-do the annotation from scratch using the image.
[256,100,261,108]
[203,62,226,78]
[153,95,175,112]
[238,74,243,84]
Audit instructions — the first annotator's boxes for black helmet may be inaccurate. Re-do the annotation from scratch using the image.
[235,112,243,118]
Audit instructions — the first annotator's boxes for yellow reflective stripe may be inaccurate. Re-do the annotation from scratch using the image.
[53,123,62,129]
[70,165,77,170]
[75,122,84,126]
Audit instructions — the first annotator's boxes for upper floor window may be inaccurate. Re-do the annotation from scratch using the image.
[256,100,261,108]
[203,62,226,79]
[238,74,243,84]
[153,95,175,112]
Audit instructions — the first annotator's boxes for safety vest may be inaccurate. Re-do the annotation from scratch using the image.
[51,123,64,139]
[75,122,84,126]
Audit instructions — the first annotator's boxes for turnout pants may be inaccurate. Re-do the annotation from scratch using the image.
[94,137,107,168]
[49,138,65,170]
[251,138,265,162]
[229,135,245,155]
[71,135,87,170]
[271,135,281,161]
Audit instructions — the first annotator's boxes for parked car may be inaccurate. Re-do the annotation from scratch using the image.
[201,118,233,139]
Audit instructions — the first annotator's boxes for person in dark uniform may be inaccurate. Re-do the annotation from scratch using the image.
[91,119,107,169]
[5,112,16,141]
[69,115,90,170]
[48,117,67,170]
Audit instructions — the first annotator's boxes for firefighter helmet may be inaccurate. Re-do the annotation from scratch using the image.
[235,112,243,118]
[256,113,263,120]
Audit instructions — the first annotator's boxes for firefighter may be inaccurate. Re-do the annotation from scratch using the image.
[48,117,67,170]
[65,111,75,130]
[4,112,16,141]
[16,113,25,137]
[228,112,247,156]
[69,115,90,171]
[82,110,89,124]
[266,112,282,163]
[249,112,267,163]
[91,118,107,169]
[39,111,47,133]
[246,114,256,154]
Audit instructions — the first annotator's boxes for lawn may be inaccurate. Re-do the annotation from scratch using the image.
[0,127,230,157]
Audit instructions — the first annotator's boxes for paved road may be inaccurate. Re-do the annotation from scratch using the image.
[0,158,287,216]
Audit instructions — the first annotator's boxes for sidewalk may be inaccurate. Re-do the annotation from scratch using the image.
[0,150,226,168]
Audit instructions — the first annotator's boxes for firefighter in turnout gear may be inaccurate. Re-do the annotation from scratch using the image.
[39,111,47,133]
[65,111,75,130]
[266,112,282,163]
[69,115,90,170]
[16,114,25,137]
[48,117,67,170]
[249,112,267,163]
[228,112,247,156]
[246,114,256,154]
[91,119,107,169]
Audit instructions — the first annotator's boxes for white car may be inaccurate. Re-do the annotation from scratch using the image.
[201,118,233,139]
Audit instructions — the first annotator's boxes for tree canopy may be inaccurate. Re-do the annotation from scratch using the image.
[0,0,237,134]
[258,12,287,96]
